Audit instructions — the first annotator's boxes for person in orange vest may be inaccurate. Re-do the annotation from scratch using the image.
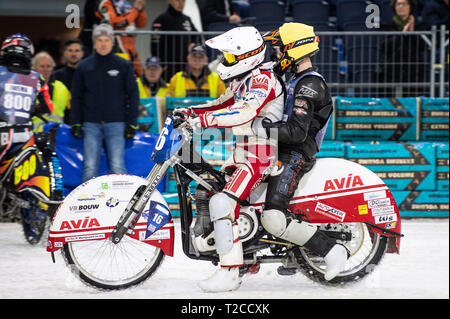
[96,0,147,76]
[167,44,226,98]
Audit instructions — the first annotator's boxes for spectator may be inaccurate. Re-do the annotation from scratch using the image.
[52,38,84,123]
[96,0,148,76]
[151,0,200,82]
[377,0,427,96]
[70,24,139,182]
[167,43,226,97]
[32,52,70,128]
[136,56,168,132]
[137,56,168,98]
[201,0,242,30]
[422,0,449,29]
[53,38,84,91]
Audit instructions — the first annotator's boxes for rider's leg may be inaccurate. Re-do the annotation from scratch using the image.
[199,145,275,292]
[261,151,348,281]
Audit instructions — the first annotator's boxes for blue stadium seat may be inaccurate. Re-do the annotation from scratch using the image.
[254,20,285,32]
[291,0,330,23]
[376,0,395,25]
[336,0,370,28]
[292,20,335,31]
[249,0,286,23]
[206,22,237,31]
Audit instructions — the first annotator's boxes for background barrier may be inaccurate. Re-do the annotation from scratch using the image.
[47,96,448,218]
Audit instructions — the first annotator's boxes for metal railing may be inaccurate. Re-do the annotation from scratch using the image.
[120,26,448,98]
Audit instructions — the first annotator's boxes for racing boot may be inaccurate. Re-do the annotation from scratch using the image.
[323,244,348,281]
[198,224,243,292]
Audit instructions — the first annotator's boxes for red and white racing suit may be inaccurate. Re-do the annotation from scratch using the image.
[191,64,285,220]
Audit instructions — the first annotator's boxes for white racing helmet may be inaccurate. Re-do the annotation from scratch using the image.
[206,26,266,80]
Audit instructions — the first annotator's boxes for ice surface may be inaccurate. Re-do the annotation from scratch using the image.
[0,218,448,299]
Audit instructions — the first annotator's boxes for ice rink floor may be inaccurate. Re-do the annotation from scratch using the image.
[0,218,448,300]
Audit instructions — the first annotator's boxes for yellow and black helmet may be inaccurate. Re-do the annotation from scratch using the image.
[264,22,319,74]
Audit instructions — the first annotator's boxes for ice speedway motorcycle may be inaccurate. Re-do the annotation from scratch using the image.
[1,124,63,244]
[47,116,403,290]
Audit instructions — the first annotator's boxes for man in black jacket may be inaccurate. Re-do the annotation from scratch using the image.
[200,0,242,30]
[150,0,200,82]
[260,23,348,281]
[70,24,139,182]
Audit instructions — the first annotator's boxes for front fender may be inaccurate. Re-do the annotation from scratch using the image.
[47,174,175,256]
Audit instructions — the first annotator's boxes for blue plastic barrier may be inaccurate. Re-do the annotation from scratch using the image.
[44,123,166,196]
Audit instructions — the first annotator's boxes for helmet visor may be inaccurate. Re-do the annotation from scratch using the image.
[223,52,236,64]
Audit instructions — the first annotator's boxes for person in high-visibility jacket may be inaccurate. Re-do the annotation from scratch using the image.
[136,56,168,98]
[167,44,226,98]
[31,51,70,131]
[136,56,168,132]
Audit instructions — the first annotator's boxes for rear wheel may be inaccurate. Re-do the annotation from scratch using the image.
[61,236,165,290]
[293,223,387,285]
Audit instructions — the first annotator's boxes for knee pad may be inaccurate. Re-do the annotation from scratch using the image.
[209,193,236,254]
[261,209,287,237]
[209,193,234,221]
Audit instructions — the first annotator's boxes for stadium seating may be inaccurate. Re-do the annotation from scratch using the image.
[254,20,285,32]
[291,0,330,23]
[249,0,286,23]
[336,0,371,29]
[376,0,395,25]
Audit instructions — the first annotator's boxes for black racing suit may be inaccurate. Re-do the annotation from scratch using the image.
[263,67,336,256]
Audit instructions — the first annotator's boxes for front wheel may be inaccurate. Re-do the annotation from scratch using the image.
[61,236,165,290]
[293,222,388,285]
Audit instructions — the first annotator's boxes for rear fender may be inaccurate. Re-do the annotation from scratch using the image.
[46,174,175,256]
[249,158,402,254]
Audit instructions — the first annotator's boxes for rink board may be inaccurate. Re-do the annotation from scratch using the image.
[419,98,449,141]
[334,97,418,141]
[346,142,436,191]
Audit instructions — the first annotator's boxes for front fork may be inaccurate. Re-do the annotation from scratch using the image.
[109,160,174,244]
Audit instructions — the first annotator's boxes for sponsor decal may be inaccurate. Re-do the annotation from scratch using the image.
[106,197,120,208]
[323,174,364,191]
[59,217,100,230]
[93,192,106,198]
[358,204,369,215]
[364,190,386,201]
[251,75,269,90]
[77,194,96,201]
[66,234,106,242]
[140,228,170,241]
[374,214,397,224]
[111,181,135,189]
[368,198,391,209]
[315,202,346,222]
[371,205,395,216]
[298,85,318,98]
[69,204,100,212]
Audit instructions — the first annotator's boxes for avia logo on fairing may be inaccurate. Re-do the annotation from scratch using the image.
[323,174,364,191]
[59,217,100,230]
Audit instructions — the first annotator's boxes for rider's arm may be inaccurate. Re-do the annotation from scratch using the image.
[198,70,277,128]
[190,85,235,115]
[34,75,53,115]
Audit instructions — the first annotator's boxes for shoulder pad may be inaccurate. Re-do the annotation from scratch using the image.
[294,75,328,100]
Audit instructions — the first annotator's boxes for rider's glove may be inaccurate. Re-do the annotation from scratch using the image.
[261,118,282,137]
[71,124,83,139]
[173,107,192,120]
[124,124,137,139]
[187,115,202,131]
